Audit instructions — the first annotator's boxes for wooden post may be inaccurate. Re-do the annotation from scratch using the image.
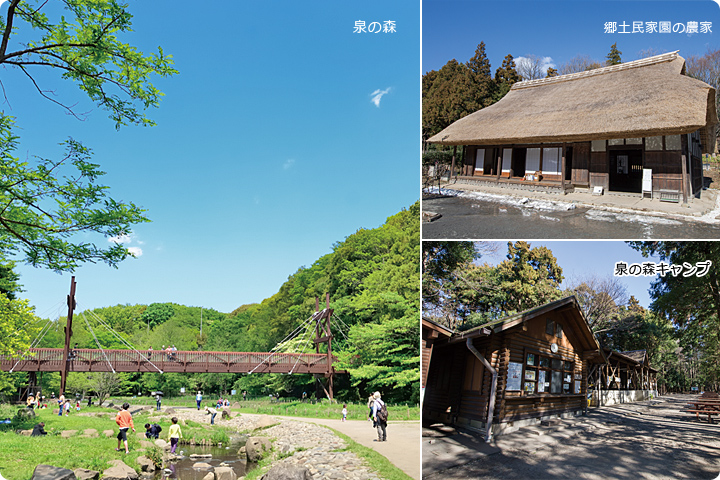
[496,150,502,182]
[450,146,457,180]
[561,144,567,193]
[60,276,77,394]
[681,153,691,204]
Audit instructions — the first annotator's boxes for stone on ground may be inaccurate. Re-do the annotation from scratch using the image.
[18,429,32,436]
[136,456,155,472]
[154,439,170,450]
[139,440,155,449]
[245,436,271,462]
[164,408,176,415]
[103,430,115,437]
[202,473,214,480]
[193,462,213,469]
[221,409,231,420]
[30,464,75,480]
[74,468,100,480]
[254,415,278,429]
[60,430,78,438]
[81,428,98,438]
[261,464,312,480]
[215,466,237,480]
[103,460,139,480]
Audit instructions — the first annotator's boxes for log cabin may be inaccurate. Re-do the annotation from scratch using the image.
[427,51,717,204]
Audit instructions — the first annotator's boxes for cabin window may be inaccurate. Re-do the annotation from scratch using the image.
[608,139,623,146]
[556,323,563,339]
[665,135,681,151]
[523,354,577,395]
[626,138,643,145]
[526,148,541,172]
[591,140,606,152]
[546,318,554,335]
[502,148,512,172]
[542,147,561,174]
[646,136,663,151]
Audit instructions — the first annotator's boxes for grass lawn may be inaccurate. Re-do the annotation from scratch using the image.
[0,405,231,480]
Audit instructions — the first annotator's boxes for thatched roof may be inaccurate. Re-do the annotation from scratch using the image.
[428,51,717,147]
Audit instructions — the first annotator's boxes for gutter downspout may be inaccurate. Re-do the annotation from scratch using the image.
[466,338,497,442]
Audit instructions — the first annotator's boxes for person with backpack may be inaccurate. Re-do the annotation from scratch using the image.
[371,391,388,442]
[144,422,162,439]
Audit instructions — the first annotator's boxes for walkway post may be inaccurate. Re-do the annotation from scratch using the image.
[60,276,77,393]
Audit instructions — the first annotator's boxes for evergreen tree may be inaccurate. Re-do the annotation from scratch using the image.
[606,43,623,65]
[465,42,495,111]
[494,54,520,101]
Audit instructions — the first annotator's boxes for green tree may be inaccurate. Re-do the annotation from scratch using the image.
[494,54,520,101]
[606,43,622,66]
[465,42,496,112]
[140,303,175,329]
[1,0,177,127]
[0,119,150,271]
[629,241,720,390]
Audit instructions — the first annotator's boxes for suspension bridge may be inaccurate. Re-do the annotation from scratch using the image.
[0,277,346,399]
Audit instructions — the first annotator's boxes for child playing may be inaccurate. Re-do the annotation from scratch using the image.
[64,399,71,416]
[341,404,347,422]
[115,402,135,454]
[75,401,80,412]
[168,417,182,454]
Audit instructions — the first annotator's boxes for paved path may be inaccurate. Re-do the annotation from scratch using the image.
[281,416,420,480]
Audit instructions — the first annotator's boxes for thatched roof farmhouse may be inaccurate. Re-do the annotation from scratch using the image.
[428,51,717,203]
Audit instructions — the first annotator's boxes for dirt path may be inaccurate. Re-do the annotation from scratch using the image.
[168,408,419,479]
[423,394,720,480]
[279,416,420,480]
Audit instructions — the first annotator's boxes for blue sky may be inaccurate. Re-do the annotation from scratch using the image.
[5,0,420,318]
[480,241,661,308]
[423,0,718,75]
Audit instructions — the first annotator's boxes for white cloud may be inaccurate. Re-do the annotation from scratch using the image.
[515,56,556,79]
[109,234,132,244]
[370,87,391,107]
[283,158,295,170]
[127,247,143,257]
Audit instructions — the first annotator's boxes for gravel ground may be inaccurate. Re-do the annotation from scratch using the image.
[423,394,720,480]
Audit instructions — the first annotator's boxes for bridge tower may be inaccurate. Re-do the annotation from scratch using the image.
[313,294,336,401]
[59,276,77,394]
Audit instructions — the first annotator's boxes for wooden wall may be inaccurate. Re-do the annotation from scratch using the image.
[571,143,590,186]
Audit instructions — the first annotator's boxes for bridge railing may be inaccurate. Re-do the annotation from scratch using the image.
[0,348,340,373]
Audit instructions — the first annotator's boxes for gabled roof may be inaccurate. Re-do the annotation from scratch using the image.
[462,296,602,355]
[619,350,649,365]
[428,52,717,147]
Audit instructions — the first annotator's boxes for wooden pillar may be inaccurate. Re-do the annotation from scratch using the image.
[450,146,457,179]
[681,153,690,204]
[561,144,567,193]
[496,150,502,182]
[60,276,77,394]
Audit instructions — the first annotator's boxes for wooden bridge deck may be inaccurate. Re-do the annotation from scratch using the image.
[0,349,342,375]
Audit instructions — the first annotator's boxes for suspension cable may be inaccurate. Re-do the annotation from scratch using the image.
[288,319,315,374]
[84,307,163,374]
[248,312,318,374]
[81,311,115,373]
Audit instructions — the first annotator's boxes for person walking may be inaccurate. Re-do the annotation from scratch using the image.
[155,393,162,411]
[196,391,203,410]
[367,394,375,422]
[115,402,135,454]
[168,417,182,454]
[205,406,217,425]
[341,404,347,422]
[372,392,387,442]
[58,392,65,416]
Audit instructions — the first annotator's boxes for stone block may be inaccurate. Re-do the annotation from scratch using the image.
[136,456,155,472]
[73,468,100,480]
[103,460,138,480]
[30,464,75,480]
[245,436,271,462]
[215,466,237,480]
[261,464,312,480]
[60,430,78,438]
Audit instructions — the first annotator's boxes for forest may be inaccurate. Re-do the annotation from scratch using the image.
[0,202,420,405]
[422,241,720,394]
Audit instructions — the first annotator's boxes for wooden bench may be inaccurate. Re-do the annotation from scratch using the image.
[685,408,720,423]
